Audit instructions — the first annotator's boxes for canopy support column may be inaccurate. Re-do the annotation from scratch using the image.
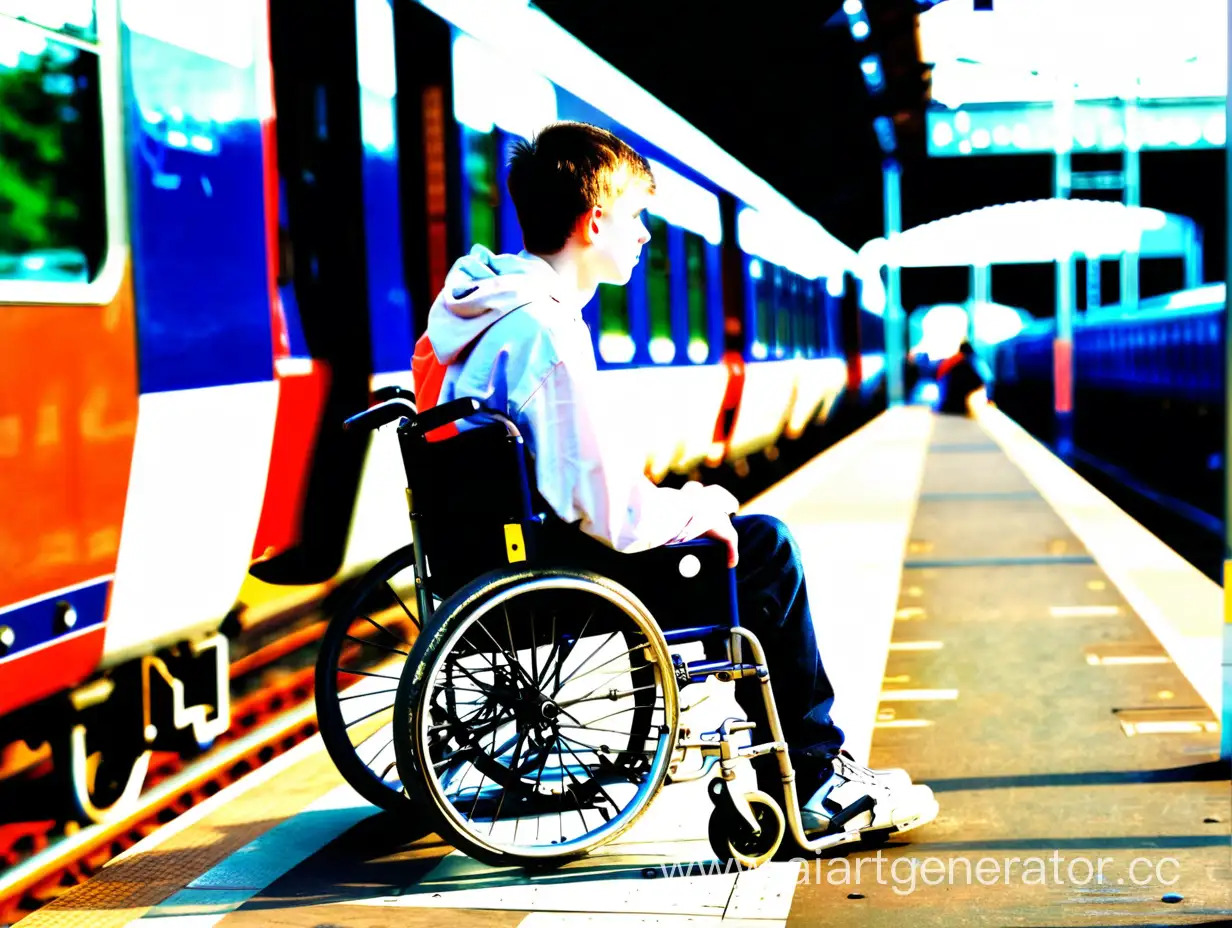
[1221,59,1231,765]
[968,262,989,345]
[883,158,905,407]
[1053,83,1075,457]
[1120,94,1141,312]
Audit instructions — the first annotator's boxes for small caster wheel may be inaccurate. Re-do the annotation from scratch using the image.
[707,788,784,868]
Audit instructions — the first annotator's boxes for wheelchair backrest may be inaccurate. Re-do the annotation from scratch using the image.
[397,413,541,598]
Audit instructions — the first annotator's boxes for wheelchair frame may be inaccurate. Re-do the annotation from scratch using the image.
[333,394,879,867]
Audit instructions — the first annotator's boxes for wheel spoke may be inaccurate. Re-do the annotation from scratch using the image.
[553,630,619,694]
[387,582,421,630]
[344,702,396,734]
[472,618,542,693]
[344,633,409,657]
[359,734,394,768]
[556,735,623,812]
[555,683,658,710]
[338,668,400,682]
[445,656,521,701]
[529,610,539,696]
[338,687,399,701]
[490,724,530,835]
[549,642,649,697]
[556,722,649,737]
[356,612,410,646]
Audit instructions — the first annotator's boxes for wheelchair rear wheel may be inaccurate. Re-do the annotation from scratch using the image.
[316,543,421,813]
[395,568,679,869]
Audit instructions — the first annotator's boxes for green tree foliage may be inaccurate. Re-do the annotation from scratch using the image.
[0,41,88,257]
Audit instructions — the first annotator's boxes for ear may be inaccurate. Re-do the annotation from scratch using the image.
[576,205,603,245]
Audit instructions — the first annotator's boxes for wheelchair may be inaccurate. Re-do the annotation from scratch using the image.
[316,391,870,870]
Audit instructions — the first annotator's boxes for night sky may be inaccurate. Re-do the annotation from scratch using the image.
[532,0,1226,318]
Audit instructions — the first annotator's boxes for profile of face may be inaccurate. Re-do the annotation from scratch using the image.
[581,179,653,287]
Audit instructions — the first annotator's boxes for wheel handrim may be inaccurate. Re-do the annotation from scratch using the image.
[416,576,678,860]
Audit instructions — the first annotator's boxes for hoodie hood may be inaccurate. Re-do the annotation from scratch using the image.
[426,245,561,364]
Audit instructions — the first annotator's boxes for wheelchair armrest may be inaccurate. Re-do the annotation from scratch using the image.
[664,537,729,554]
[413,397,522,439]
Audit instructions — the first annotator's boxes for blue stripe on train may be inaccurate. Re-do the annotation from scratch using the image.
[0,579,109,661]
[122,24,275,394]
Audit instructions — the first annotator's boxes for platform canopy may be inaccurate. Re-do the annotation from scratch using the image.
[858,199,1197,269]
[919,0,1226,156]
[921,0,1226,108]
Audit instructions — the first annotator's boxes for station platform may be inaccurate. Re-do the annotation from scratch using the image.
[18,406,1230,928]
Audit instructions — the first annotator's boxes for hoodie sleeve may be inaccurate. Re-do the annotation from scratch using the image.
[518,349,736,553]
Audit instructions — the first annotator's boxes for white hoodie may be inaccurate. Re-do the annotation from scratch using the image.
[424,244,737,553]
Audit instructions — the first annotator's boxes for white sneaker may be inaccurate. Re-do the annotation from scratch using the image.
[835,750,913,790]
[801,752,938,840]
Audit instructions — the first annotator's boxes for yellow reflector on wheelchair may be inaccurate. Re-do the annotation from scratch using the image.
[504,523,527,563]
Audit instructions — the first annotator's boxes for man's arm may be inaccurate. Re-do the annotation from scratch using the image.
[517,353,739,563]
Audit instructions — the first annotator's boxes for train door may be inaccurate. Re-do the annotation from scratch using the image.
[252,0,378,584]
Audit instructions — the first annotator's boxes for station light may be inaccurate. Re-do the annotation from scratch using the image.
[851,20,869,39]
[873,115,897,153]
[860,54,884,93]
[842,0,863,14]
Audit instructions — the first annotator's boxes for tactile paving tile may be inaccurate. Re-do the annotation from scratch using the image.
[17,742,346,927]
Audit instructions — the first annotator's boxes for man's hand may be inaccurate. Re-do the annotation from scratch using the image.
[703,515,739,568]
[681,480,739,515]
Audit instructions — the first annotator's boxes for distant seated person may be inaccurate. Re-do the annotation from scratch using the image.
[936,341,987,415]
[411,121,937,843]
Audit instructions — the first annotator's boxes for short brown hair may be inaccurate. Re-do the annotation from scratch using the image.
[507,121,655,254]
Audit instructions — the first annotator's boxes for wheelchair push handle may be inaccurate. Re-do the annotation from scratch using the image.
[343,397,417,432]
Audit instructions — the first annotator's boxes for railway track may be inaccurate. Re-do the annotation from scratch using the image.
[0,625,324,927]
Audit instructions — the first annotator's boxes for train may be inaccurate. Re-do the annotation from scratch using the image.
[0,0,886,823]
[992,283,1225,541]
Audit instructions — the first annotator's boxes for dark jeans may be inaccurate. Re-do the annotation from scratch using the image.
[730,514,844,792]
[538,512,844,791]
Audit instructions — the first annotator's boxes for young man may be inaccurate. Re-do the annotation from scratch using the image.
[415,121,938,843]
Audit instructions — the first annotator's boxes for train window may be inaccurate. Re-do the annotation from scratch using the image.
[774,266,789,358]
[645,214,673,363]
[789,273,803,357]
[597,282,633,363]
[0,1,96,42]
[462,126,498,251]
[0,17,106,283]
[684,231,708,363]
[754,262,773,359]
[801,278,817,358]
